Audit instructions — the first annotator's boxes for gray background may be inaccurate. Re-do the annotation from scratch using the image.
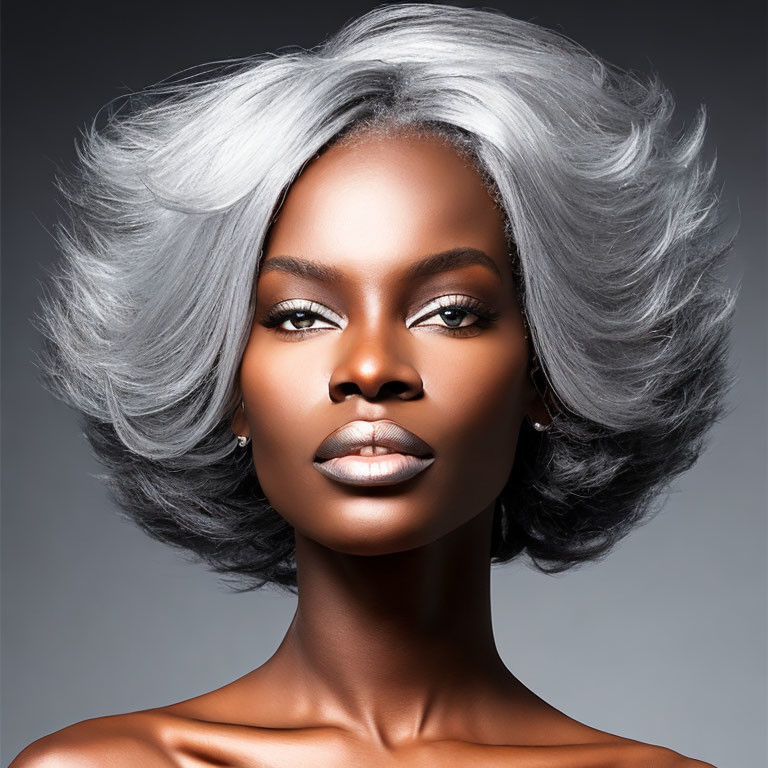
[2,2,765,766]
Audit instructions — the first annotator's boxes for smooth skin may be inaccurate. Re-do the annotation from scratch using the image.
[12,130,714,767]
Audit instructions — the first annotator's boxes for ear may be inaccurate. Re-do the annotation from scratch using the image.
[523,352,552,429]
[230,401,251,438]
[526,391,551,429]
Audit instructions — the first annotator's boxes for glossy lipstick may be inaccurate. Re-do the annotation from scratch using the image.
[313,420,435,487]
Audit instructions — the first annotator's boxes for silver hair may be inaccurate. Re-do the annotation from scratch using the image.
[35,4,737,591]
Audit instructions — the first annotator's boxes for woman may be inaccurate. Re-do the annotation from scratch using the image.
[12,3,734,766]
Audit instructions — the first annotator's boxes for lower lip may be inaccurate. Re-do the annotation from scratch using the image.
[312,453,435,486]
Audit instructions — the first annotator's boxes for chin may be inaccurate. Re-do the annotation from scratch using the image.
[297,500,458,556]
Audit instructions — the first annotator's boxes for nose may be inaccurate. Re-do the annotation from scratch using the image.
[328,325,424,403]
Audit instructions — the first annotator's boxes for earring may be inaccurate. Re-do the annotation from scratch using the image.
[531,420,550,432]
[236,402,250,447]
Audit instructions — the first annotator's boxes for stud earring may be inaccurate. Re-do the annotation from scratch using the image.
[526,412,551,432]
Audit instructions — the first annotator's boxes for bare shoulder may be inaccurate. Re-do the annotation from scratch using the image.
[524,706,717,767]
[8,711,177,768]
[564,727,718,768]
[452,740,718,768]
[617,741,718,768]
[8,707,341,768]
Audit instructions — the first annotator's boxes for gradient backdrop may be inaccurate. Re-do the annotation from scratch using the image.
[2,2,766,766]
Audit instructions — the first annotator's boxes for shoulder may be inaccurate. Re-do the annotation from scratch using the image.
[614,741,718,768]
[530,707,717,767]
[519,710,717,767]
[9,711,177,768]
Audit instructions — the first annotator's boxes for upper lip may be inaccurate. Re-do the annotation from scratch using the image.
[314,420,434,462]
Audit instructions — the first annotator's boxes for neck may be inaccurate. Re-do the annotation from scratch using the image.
[266,503,524,747]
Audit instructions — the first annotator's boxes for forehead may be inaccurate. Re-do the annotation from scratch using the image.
[262,131,510,283]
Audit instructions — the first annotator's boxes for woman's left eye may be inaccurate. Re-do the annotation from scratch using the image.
[409,295,499,332]
[415,306,481,330]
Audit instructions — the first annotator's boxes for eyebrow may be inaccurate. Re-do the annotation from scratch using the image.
[258,247,502,283]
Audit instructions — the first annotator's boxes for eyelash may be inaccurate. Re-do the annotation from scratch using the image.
[261,295,500,339]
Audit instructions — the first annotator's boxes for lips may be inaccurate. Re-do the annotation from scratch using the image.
[314,420,434,461]
[313,420,435,487]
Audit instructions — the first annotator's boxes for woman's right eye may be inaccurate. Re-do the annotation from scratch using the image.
[261,300,342,336]
[273,310,337,332]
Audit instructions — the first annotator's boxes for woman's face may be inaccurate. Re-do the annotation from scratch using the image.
[233,130,540,555]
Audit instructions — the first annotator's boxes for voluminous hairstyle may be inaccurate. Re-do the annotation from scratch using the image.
[36,3,737,592]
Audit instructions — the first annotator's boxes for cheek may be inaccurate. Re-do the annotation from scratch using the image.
[239,338,320,456]
[423,333,529,500]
